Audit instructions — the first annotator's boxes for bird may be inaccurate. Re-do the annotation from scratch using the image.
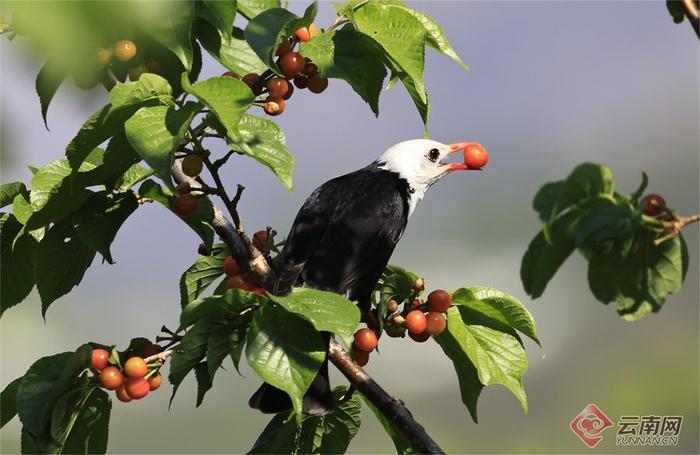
[249,138,478,416]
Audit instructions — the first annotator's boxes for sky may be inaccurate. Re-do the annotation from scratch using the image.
[1,1,699,453]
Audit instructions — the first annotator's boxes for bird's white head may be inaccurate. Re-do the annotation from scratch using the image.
[377,139,477,215]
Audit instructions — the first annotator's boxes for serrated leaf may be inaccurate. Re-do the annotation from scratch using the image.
[59,387,111,454]
[34,223,96,316]
[138,179,216,248]
[0,182,28,208]
[1,214,38,316]
[452,287,540,346]
[250,386,361,454]
[351,3,427,105]
[206,322,249,379]
[180,288,261,327]
[244,2,317,74]
[125,102,202,189]
[16,352,72,437]
[438,307,528,413]
[245,304,325,415]
[237,0,280,20]
[115,164,154,191]
[179,245,228,308]
[406,9,469,71]
[76,133,142,191]
[227,114,294,190]
[198,24,268,76]
[194,362,213,407]
[169,321,216,401]
[27,159,92,229]
[106,74,174,116]
[268,288,360,347]
[74,191,139,264]
[181,75,254,143]
[199,0,237,40]
[300,29,387,115]
[140,1,195,70]
[574,202,640,256]
[1,376,23,428]
[36,61,66,129]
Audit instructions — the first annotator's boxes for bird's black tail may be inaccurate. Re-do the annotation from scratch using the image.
[249,357,335,416]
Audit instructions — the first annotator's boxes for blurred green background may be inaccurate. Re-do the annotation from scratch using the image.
[1,1,698,453]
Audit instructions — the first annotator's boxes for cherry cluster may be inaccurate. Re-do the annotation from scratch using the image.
[350,282,452,367]
[224,23,328,117]
[222,253,265,295]
[91,344,163,403]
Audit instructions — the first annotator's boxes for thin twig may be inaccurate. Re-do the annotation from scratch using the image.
[213,150,236,169]
[327,16,350,33]
[327,339,445,454]
[680,0,700,38]
[654,212,700,246]
[144,349,174,365]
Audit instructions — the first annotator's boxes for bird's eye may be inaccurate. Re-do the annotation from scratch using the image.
[428,148,440,162]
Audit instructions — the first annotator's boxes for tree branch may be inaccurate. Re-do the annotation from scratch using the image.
[654,212,700,246]
[328,339,445,454]
[171,163,445,454]
[681,0,700,38]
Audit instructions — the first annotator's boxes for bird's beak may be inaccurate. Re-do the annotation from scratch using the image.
[444,142,480,171]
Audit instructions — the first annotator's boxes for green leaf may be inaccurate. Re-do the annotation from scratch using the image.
[437,307,528,414]
[237,0,280,20]
[12,193,33,226]
[521,209,579,298]
[1,182,28,208]
[181,75,254,143]
[406,9,469,71]
[59,387,111,454]
[227,114,294,190]
[76,133,142,191]
[666,0,686,23]
[198,0,238,41]
[36,61,66,129]
[139,179,216,248]
[397,67,430,130]
[250,386,361,454]
[451,287,540,347]
[180,288,261,327]
[34,223,96,316]
[433,328,483,423]
[27,159,92,229]
[141,1,196,70]
[1,214,38,316]
[169,321,214,392]
[194,362,213,407]
[574,202,640,256]
[16,352,73,437]
[300,29,387,115]
[74,192,139,264]
[207,320,249,378]
[351,3,427,105]
[125,102,202,188]
[361,393,418,453]
[106,74,174,115]
[532,181,568,223]
[115,164,154,191]
[245,304,325,414]
[179,244,228,308]
[198,24,268,76]
[268,288,360,347]
[1,376,23,428]
[244,2,317,74]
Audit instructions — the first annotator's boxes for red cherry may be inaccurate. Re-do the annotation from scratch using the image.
[307,75,328,94]
[114,40,137,62]
[125,377,150,399]
[172,194,198,218]
[353,328,378,352]
[427,290,452,313]
[253,230,269,251]
[410,299,423,309]
[91,349,110,371]
[222,70,240,79]
[405,310,427,334]
[182,155,203,177]
[116,385,133,402]
[293,75,308,89]
[425,312,446,335]
[227,275,252,291]
[642,194,666,217]
[278,52,305,78]
[276,39,292,57]
[100,367,124,390]
[266,77,289,98]
[251,287,266,296]
[463,143,488,169]
[282,83,294,100]
[294,23,318,42]
[124,357,148,378]
[223,255,242,276]
[351,346,370,366]
[176,182,191,195]
[148,374,162,391]
[263,96,285,116]
[242,73,263,95]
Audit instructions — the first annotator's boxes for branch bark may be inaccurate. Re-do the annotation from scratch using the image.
[328,339,445,454]
[680,0,700,38]
[171,159,445,454]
